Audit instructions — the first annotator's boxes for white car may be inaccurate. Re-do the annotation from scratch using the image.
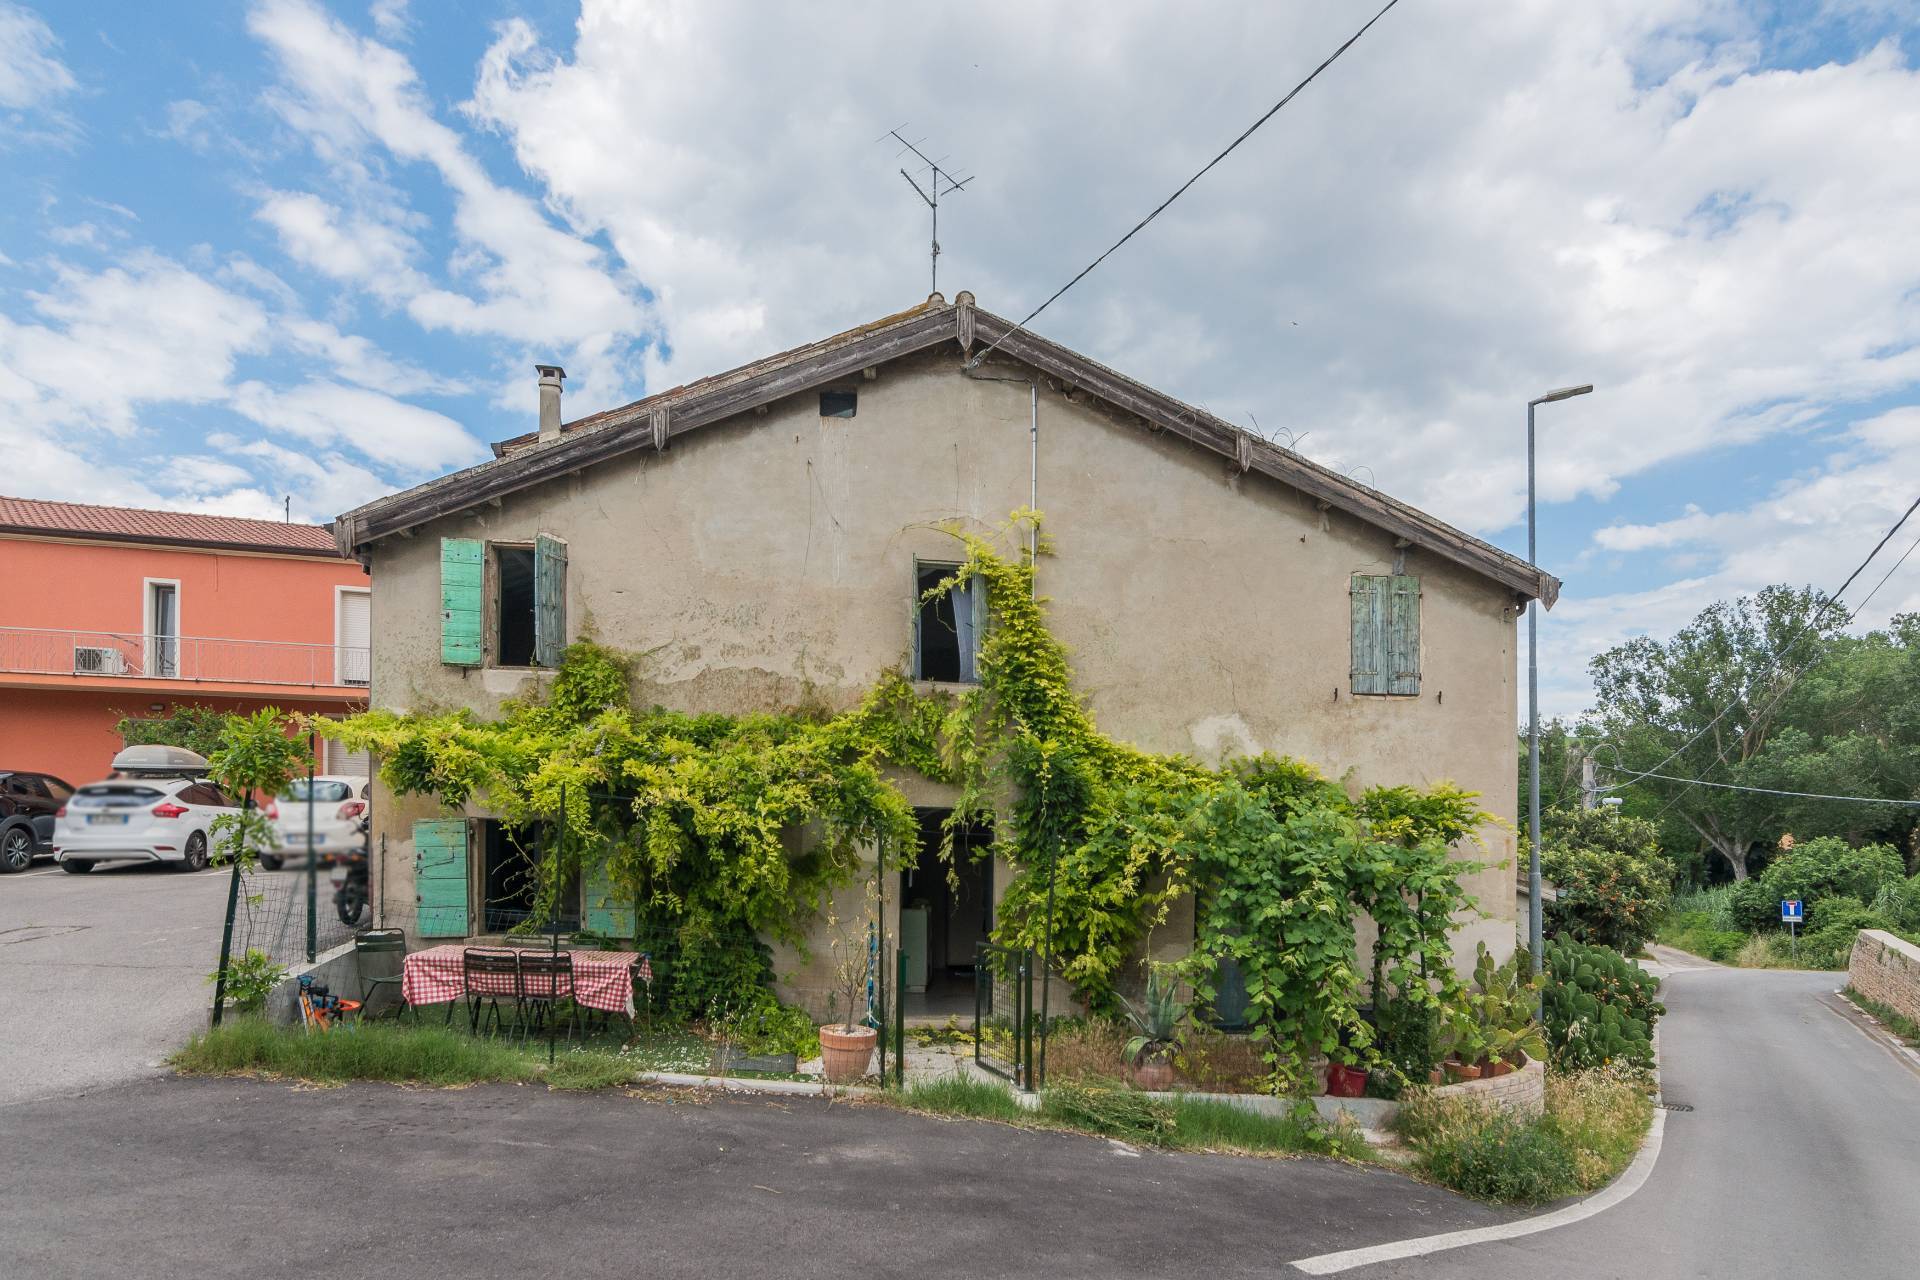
[262,775,370,870]
[53,777,237,873]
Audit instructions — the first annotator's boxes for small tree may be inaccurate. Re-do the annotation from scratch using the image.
[206,708,309,1024]
[1540,807,1673,953]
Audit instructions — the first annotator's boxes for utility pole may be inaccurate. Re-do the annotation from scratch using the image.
[1581,755,1597,811]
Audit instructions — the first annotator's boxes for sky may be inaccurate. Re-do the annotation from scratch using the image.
[2,0,1918,718]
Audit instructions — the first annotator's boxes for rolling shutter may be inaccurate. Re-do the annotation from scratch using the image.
[440,539,483,667]
[533,533,568,668]
[582,857,635,939]
[414,818,470,937]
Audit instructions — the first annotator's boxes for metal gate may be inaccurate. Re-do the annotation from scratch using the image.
[974,942,1035,1090]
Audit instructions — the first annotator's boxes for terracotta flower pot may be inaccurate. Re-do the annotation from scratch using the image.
[1428,1067,1447,1086]
[1485,1058,1514,1078]
[1130,1055,1176,1091]
[818,1024,878,1084]
[1446,1060,1483,1083]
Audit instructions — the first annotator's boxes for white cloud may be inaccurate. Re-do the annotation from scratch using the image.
[228,377,479,471]
[0,2,74,110]
[1541,408,1920,716]
[246,0,649,370]
[156,98,214,151]
[0,254,270,434]
[369,0,411,42]
[458,0,1920,540]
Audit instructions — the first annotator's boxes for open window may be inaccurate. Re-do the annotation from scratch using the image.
[913,561,983,684]
[495,545,537,666]
[441,535,566,669]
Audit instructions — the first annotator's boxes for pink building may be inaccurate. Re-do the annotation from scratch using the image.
[0,497,370,788]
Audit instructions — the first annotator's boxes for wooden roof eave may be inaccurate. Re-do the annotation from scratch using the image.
[335,302,1558,607]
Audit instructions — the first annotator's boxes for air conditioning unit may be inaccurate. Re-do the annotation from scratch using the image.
[74,646,128,675]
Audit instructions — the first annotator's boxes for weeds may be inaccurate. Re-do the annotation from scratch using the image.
[1395,1066,1652,1204]
[1040,1079,1176,1142]
[898,1074,1029,1122]
[1844,986,1920,1047]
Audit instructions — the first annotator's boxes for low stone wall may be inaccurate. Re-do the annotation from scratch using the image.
[263,940,398,1026]
[1848,929,1920,1026]
[1151,1054,1545,1135]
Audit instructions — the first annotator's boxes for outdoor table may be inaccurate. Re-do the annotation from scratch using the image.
[401,944,646,1016]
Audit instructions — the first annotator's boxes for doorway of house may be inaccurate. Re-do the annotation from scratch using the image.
[899,808,992,1018]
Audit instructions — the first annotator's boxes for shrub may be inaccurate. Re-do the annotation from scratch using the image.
[1732,838,1905,932]
[1369,991,1443,1098]
[1869,876,1920,933]
[208,948,286,1014]
[1395,1095,1576,1205]
[1541,940,1662,1071]
[1794,898,1888,969]
[1656,910,1744,962]
[1669,885,1738,932]
[1541,809,1673,953]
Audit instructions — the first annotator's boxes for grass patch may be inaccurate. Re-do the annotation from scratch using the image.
[1844,986,1920,1047]
[175,1019,538,1086]
[1163,1096,1360,1158]
[174,1019,650,1091]
[1395,1067,1652,1205]
[898,1074,1029,1122]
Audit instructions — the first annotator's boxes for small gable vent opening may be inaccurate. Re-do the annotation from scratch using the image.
[819,390,857,419]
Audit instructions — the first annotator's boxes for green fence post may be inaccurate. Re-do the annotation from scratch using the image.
[209,796,250,1027]
[304,738,317,964]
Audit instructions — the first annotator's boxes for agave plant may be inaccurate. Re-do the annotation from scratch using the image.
[1118,966,1188,1065]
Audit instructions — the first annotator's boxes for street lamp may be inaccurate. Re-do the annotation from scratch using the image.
[1527,383,1592,977]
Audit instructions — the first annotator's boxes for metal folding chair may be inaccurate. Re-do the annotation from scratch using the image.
[518,952,577,1041]
[462,948,522,1036]
[354,929,409,1021]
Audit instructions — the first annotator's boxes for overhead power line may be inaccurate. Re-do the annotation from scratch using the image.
[965,0,1406,369]
[1618,770,1920,808]
[1597,493,1920,795]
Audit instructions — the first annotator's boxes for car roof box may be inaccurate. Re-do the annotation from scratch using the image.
[110,745,212,776]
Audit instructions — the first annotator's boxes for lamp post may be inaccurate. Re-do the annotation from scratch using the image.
[1527,383,1592,977]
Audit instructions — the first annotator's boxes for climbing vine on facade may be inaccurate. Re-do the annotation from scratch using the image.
[319,513,1491,1091]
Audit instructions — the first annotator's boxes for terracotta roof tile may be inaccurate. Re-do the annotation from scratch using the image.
[0,495,342,555]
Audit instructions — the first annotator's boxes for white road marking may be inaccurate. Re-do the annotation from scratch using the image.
[1287,1106,1666,1274]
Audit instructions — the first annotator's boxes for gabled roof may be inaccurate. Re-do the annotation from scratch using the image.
[336,295,1557,606]
[0,495,344,557]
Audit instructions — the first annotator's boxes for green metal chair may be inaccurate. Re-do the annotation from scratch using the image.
[354,929,410,1020]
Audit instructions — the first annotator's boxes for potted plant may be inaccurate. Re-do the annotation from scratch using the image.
[1119,965,1186,1091]
[1469,943,1546,1075]
[1437,1008,1486,1082]
[818,915,878,1085]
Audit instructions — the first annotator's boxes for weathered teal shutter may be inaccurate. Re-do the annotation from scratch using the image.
[1350,574,1386,694]
[966,574,986,683]
[440,539,483,667]
[582,857,635,939]
[414,818,470,937]
[1385,574,1421,695]
[533,533,568,668]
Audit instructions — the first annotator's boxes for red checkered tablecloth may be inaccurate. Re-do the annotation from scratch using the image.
[401,946,647,1015]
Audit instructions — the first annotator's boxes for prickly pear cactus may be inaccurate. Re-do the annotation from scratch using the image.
[1542,939,1664,1070]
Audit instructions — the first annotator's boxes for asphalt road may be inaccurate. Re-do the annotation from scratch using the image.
[0,1076,1516,1280]
[0,860,237,1105]
[1339,959,1920,1280]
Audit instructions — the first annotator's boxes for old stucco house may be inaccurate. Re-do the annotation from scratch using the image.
[334,292,1556,1012]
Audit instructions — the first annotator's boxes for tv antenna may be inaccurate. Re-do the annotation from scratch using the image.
[885,127,972,295]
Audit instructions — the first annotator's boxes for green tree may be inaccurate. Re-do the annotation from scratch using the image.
[114,704,229,759]
[1589,586,1848,880]
[1538,807,1672,952]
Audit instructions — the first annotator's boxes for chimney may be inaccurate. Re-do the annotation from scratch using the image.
[536,364,566,443]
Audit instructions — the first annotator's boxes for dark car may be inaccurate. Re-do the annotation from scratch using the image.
[1,771,75,873]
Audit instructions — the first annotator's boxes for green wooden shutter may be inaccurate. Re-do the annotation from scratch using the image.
[533,533,568,668]
[414,818,470,937]
[1350,574,1387,694]
[440,539,483,667]
[1385,574,1422,696]
[582,857,635,939]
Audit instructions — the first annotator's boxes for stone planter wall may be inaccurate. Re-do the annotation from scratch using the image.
[1848,930,1920,1026]
[1145,1054,1545,1135]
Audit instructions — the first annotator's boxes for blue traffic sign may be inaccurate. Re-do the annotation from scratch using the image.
[1781,899,1803,923]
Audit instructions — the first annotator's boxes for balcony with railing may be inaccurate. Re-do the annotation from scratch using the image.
[0,627,370,692]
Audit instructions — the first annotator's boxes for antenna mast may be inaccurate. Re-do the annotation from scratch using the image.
[887,128,971,295]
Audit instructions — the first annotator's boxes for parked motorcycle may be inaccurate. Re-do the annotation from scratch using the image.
[331,814,371,927]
